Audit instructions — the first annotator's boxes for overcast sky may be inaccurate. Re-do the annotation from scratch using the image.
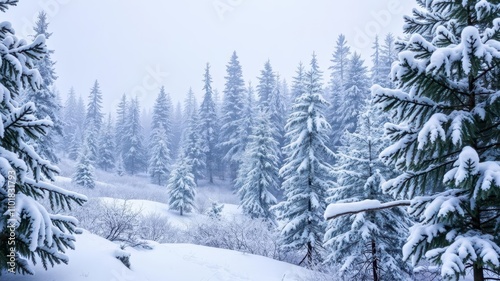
[5,0,415,113]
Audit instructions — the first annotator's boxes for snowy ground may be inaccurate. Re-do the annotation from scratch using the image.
[2,231,316,281]
[0,161,324,280]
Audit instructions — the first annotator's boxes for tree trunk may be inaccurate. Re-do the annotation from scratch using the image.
[180,207,183,216]
[371,239,379,281]
[473,264,484,281]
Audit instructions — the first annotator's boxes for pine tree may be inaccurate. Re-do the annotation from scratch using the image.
[84,80,104,161]
[115,94,128,156]
[72,145,95,189]
[371,35,385,87]
[324,100,412,280]
[148,87,173,184]
[97,114,115,172]
[257,60,276,108]
[380,33,397,88]
[74,94,86,132]
[183,87,197,126]
[116,155,125,177]
[198,63,219,183]
[85,80,104,130]
[24,11,63,164]
[337,52,370,136]
[67,129,82,161]
[372,1,500,279]
[0,2,86,274]
[236,110,279,221]
[328,34,351,149]
[291,62,306,101]
[182,110,205,183]
[122,97,146,175]
[171,101,183,159]
[167,155,196,216]
[62,88,80,152]
[148,127,170,186]
[220,51,246,179]
[273,53,334,266]
[269,74,286,154]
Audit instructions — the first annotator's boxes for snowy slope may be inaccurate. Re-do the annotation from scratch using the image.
[3,231,314,281]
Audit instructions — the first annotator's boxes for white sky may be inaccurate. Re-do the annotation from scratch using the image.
[5,0,415,113]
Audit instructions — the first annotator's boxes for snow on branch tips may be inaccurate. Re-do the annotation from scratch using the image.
[324,199,411,220]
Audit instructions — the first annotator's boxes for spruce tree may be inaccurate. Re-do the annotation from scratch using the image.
[171,101,183,159]
[372,1,500,279]
[62,88,78,152]
[268,74,286,154]
[337,52,370,136]
[0,2,86,274]
[324,100,412,280]
[198,63,219,183]
[148,87,173,184]
[328,34,351,149]
[167,155,196,216]
[291,62,306,101]
[257,60,276,108]
[97,114,115,172]
[236,110,279,221]
[182,110,205,183]
[380,33,397,88]
[122,97,146,175]
[220,51,246,179]
[85,80,104,130]
[148,127,170,186]
[273,53,334,266]
[24,11,63,164]
[115,94,128,156]
[84,80,104,161]
[72,145,95,189]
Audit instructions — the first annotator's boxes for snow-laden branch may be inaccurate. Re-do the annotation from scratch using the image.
[324,199,411,220]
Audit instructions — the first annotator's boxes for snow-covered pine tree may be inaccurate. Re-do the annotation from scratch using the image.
[85,80,104,130]
[220,51,246,179]
[116,155,125,177]
[291,62,306,101]
[198,63,219,183]
[183,87,197,127]
[273,53,334,266]
[236,110,279,221]
[182,110,205,183]
[148,87,173,184]
[324,99,412,280]
[372,1,500,279]
[0,2,86,274]
[257,60,276,108]
[380,33,397,88]
[84,80,104,161]
[167,155,196,216]
[171,101,183,159]
[67,129,82,161]
[24,11,63,164]
[337,52,370,136]
[97,114,115,172]
[62,88,78,151]
[115,94,128,156]
[72,144,95,189]
[327,34,351,149]
[371,35,385,87]
[268,74,286,155]
[74,94,86,133]
[281,78,292,114]
[148,127,170,186]
[122,97,146,175]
